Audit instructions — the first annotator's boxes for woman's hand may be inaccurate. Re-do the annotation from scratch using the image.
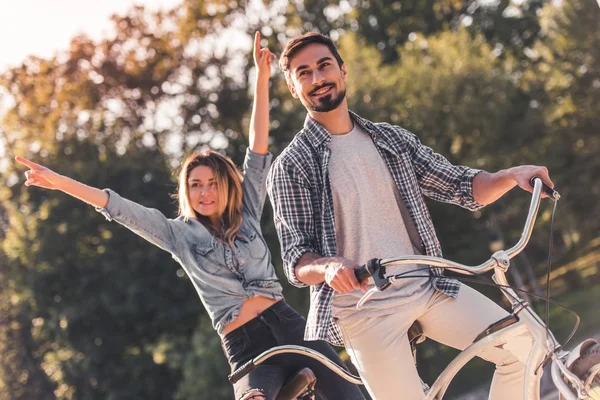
[16,156,63,190]
[253,31,276,82]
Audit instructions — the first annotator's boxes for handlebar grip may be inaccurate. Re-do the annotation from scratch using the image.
[354,265,371,282]
[529,176,560,201]
[228,359,256,384]
[354,259,380,282]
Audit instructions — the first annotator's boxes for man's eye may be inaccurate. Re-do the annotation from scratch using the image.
[298,70,308,77]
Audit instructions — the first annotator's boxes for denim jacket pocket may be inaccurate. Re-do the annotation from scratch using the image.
[192,239,225,273]
[238,226,267,260]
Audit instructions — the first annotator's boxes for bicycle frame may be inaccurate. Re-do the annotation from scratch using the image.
[369,179,587,399]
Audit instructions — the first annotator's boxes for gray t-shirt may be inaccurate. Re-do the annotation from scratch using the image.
[328,124,431,321]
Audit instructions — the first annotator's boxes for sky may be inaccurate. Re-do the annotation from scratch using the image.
[0,0,182,72]
[0,0,184,168]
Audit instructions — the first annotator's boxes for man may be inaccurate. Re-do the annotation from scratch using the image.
[267,32,553,400]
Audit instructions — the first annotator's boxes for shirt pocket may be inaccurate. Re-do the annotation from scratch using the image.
[238,226,267,260]
[192,238,225,274]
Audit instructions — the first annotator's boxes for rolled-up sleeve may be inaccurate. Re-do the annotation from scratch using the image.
[401,128,484,211]
[267,158,318,288]
[96,189,185,255]
[242,149,273,221]
[456,167,484,210]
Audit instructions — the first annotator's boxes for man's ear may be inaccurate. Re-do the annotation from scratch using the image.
[341,64,348,79]
[287,81,299,99]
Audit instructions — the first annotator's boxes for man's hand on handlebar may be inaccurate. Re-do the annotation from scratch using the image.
[509,165,554,197]
[473,165,558,205]
[294,253,369,292]
[325,258,369,293]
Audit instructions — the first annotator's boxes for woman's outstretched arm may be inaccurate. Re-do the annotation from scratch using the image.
[15,156,186,255]
[248,31,275,155]
[16,156,109,207]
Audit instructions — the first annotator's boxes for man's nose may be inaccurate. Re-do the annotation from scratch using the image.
[312,69,325,85]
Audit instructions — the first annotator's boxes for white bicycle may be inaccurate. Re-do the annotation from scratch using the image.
[230,178,600,399]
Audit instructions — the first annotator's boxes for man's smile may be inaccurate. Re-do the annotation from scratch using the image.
[310,84,334,97]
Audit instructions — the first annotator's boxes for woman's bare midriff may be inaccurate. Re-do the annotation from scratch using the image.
[222,296,282,335]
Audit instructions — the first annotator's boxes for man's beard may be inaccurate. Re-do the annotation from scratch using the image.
[308,87,346,112]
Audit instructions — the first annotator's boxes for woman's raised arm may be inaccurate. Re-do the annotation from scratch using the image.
[241,33,276,220]
[248,31,275,155]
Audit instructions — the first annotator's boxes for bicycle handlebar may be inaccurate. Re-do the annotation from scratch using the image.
[229,358,256,384]
[529,175,560,201]
[228,345,363,385]
[354,177,559,283]
[354,258,383,282]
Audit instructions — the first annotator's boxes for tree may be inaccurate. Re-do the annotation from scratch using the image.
[0,2,255,398]
[0,195,57,399]
[528,0,600,244]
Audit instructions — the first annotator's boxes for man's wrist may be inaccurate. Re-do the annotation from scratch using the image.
[295,253,330,285]
[494,168,518,186]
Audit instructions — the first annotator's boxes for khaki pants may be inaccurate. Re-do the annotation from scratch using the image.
[338,285,531,400]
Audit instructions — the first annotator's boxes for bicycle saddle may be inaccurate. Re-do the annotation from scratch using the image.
[275,367,316,400]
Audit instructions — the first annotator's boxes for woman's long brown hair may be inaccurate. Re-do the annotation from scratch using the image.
[175,151,243,246]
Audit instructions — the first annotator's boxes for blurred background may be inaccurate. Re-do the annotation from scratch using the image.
[0,0,599,398]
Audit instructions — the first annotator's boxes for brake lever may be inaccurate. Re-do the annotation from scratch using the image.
[355,259,392,310]
[529,176,560,201]
[366,258,392,291]
[357,287,378,310]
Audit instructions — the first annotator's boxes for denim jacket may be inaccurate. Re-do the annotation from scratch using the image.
[96,150,283,336]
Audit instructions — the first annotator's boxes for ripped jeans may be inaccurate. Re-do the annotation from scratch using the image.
[222,300,365,400]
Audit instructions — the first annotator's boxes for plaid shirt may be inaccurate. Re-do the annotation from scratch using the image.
[267,111,483,346]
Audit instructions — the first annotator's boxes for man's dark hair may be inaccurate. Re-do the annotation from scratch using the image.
[279,32,344,83]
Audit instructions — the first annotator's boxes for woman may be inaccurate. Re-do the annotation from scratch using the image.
[16,33,365,400]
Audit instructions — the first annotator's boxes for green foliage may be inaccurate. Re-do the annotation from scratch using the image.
[173,321,232,400]
[280,0,545,64]
[528,0,600,243]
[0,2,247,398]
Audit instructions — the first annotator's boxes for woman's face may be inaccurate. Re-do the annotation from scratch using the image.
[188,165,221,222]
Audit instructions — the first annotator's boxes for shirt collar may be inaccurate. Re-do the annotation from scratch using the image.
[302,110,377,148]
